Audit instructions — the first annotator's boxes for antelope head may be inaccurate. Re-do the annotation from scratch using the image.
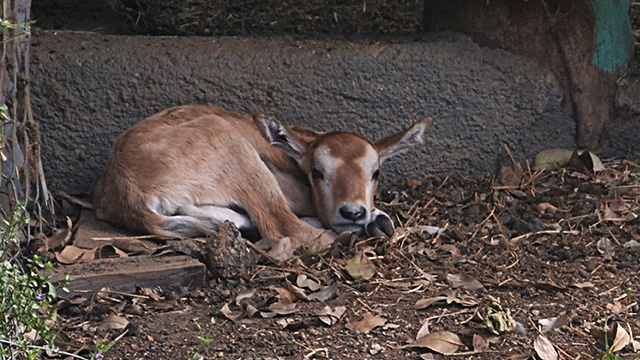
[257,115,432,237]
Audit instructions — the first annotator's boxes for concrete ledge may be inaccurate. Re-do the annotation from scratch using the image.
[30,31,575,195]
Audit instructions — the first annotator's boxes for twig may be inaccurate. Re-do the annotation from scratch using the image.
[468,206,496,243]
[55,191,93,209]
[70,289,152,300]
[244,239,280,265]
[0,339,90,360]
[90,235,174,241]
[304,348,328,359]
[510,229,580,242]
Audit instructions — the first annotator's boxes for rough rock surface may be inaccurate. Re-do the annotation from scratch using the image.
[30,30,575,195]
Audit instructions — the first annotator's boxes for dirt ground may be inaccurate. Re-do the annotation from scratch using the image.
[28,2,640,359]
[48,157,640,360]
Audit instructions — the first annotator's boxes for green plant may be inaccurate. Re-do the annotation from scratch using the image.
[0,204,58,358]
[189,317,225,359]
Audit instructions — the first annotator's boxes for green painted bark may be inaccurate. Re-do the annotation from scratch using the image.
[591,0,633,73]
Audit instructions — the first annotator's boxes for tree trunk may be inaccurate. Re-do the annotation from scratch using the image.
[1,0,53,226]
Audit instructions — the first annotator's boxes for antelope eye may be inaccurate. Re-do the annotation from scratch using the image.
[311,168,324,181]
[372,170,380,181]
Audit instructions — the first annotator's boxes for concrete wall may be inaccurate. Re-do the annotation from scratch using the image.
[30,31,575,195]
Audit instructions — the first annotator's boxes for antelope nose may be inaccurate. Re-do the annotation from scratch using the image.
[339,205,367,221]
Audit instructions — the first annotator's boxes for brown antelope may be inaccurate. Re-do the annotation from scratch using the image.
[93,105,432,247]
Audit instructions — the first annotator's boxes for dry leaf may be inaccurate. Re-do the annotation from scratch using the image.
[537,202,560,214]
[415,296,447,310]
[538,314,570,333]
[533,149,573,171]
[220,303,243,321]
[606,301,623,314]
[285,280,308,301]
[596,237,615,260]
[308,283,339,302]
[296,274,321,291]
[472,334,489,352]
[234,290,255,306]
[345,252,376,280]
[610,323,631,352]
[446,273,485,292]
[112,238,154,253]
[346,313,386,333]
[316,305,346,326]
[260,302,298,318]
[571,281,595,289]
[271,287,296,303]
[98,313,129,331]
[96,244,128,259]
[276,318,307,331]
[405,331,463,354]
[44,216,73,251]
[416,319,430,339]
[369,343,383,355]
[55,245,95,264]
[533,335,558,360]
[499,162,524,187]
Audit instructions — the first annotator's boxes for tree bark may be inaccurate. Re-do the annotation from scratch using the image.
[1,0,53,225]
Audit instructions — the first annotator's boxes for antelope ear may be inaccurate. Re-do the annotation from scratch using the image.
[375,117,433,163]
[254,114,320,162]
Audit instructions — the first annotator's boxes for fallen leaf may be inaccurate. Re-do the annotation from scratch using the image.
[316,305,346,326]
[414,296,447,310]
[260,302,298,318]
[285,280,308,301]
[112,238,154,253]
[369,343,383,355]
[308,283,339,302]
[610,323,631,352]
[271,287,296,303]
[235,290,255,306]
[623,240,640,248]
[346,313,386,333]
[98,313,129,331]
[537,202,560,214]
[571,281,595,289]
[296,274,321,291]
[603,203,638,222]
[405,331,463,354]
[472,334,489,352]
[416,319,430,340]
[44,216,73,251]
[606,301,623,314]
[345,252,376,281]
[55,245,95,264]
[533,149,573,171]
[220,303,243,321]
[567,150,604,173]
[276,318,307,331]
[499,162,524,187]
[96,244,128,259]
[538,314,570,333]
[533,335,558,360]
[484,303,516,335]
[596,237,615,260]
[446,273,485,292]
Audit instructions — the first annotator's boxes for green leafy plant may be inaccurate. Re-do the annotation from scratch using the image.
[0,204,61,358]
[189,317,225,359]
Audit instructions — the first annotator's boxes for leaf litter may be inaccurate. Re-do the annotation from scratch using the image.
[51,157,640,359]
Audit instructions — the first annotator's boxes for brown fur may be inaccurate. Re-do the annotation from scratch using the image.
[94,104,432,244]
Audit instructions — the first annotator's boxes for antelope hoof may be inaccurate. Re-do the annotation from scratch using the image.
[365,213,394,238]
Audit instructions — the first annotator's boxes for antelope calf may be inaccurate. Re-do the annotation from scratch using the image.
[93,105,432,247]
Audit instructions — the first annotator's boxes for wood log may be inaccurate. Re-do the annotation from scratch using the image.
[48,255,206,299]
